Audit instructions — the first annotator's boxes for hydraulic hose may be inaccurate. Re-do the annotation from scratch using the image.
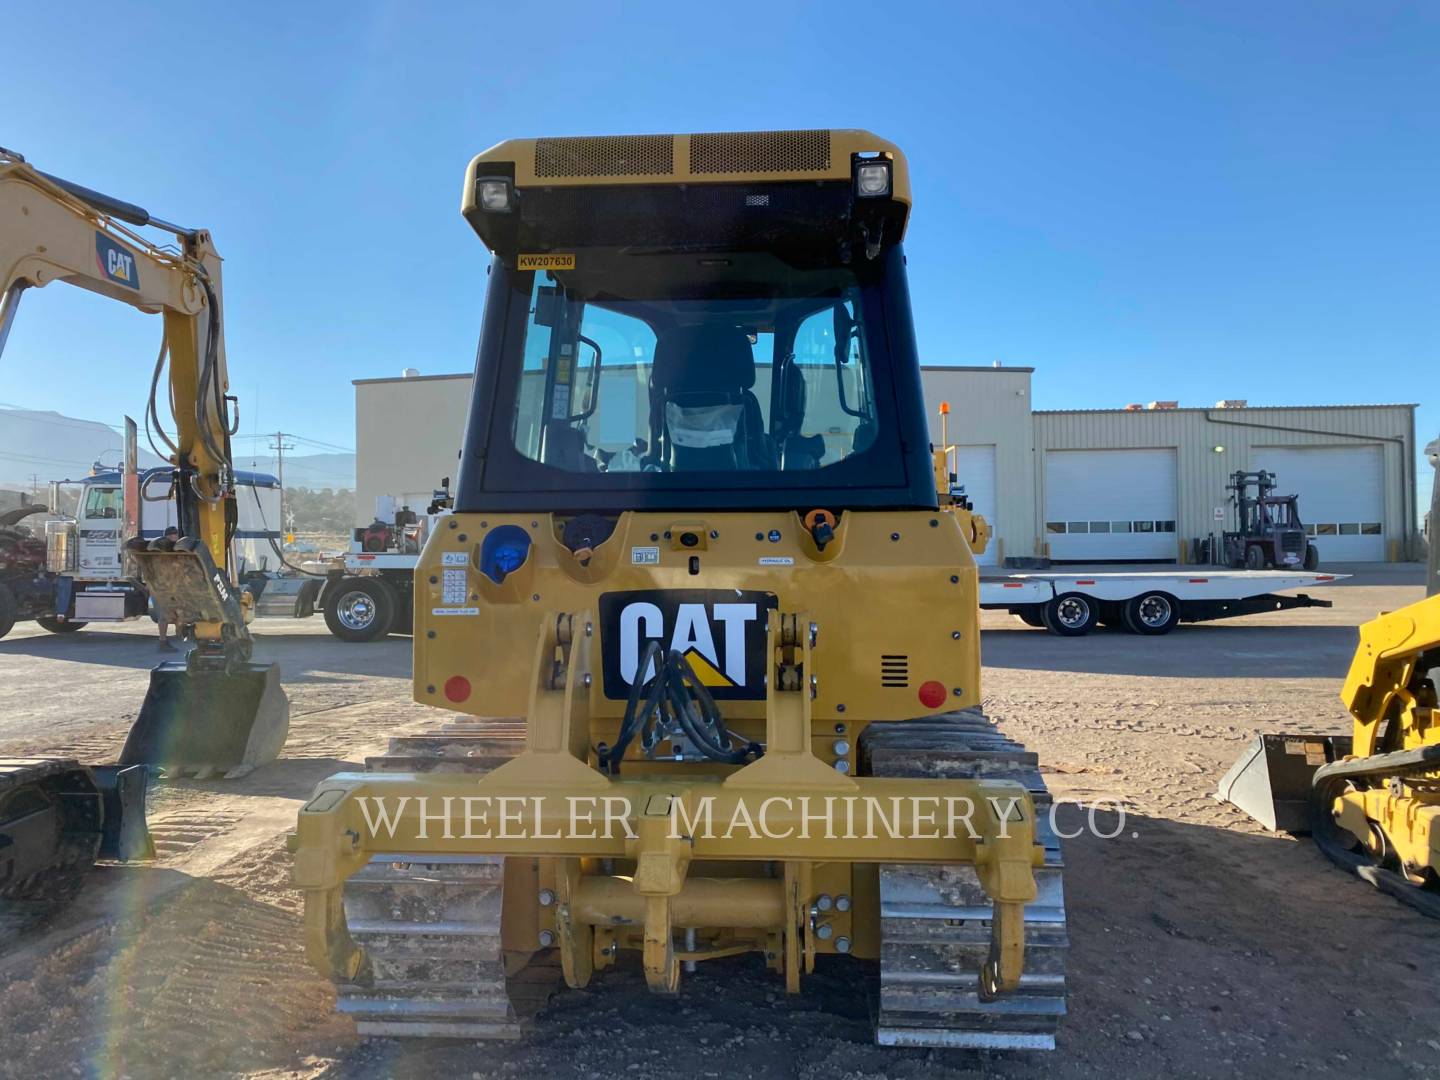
[601,643,760,774]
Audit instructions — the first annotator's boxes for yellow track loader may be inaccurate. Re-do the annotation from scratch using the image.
[1220,437,1439,914]
[1,150,288,920]
[292,130,1067,1049]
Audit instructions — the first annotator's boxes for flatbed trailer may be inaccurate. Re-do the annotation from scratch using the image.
[980,570,1346,636]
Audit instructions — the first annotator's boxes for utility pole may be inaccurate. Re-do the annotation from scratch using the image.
[28,473,39,495]
[269,431,295,536]
[1426,436,1439,598]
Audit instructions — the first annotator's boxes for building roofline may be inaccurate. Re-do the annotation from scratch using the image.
[353,373,472,385]
[1035,403,1418,415]
[920,364,1035,373]
[355,365,1035,387]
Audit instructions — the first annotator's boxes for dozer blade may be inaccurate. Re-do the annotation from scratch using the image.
[1216,733,1352,833]
[90,764,155,861]
[119,661,289,779]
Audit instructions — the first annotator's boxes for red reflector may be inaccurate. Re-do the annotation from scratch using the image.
[443,675,472,703]
[1002,582,1023,588]
[1075,579,1095,585]
[1188,578,1208,583]
[918,681,947,709]
[356,554,376,560]
[1317,575,1335,581]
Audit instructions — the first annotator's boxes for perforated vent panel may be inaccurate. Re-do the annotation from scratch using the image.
[880,655,909,688]
[534,135,675,178]
[689,130,831,175]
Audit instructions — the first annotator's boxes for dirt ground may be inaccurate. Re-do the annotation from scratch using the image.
[1,564,1438,1079]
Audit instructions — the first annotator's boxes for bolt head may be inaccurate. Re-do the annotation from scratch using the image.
[538,929,556,947]
[835,936,852,954]
[835,894,851,912]
[538,889,556,907]
[815,893,833,912]
[815,923,833,940]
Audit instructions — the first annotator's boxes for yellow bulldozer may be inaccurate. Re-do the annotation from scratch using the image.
[0,150,288,921]
[291,130,1067,1048]
[1220,436,1439,915]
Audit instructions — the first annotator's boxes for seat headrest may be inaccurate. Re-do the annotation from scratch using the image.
[653,325,756,393]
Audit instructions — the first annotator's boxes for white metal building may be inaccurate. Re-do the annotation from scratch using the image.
[1033,404,1417,563]
[354,368,1417,564]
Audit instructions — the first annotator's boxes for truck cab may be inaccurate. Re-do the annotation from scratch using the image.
[75,482,126,578]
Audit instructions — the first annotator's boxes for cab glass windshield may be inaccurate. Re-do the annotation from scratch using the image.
[83,486,122,519]
[511,254,878,476]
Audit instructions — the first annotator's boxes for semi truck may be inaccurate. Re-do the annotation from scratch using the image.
[0,453,283,639]
[249,489,453,642]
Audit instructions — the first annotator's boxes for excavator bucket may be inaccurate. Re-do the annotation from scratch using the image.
[1215,733,1352,833]
[123,538,290,778]
[120,661,289,779]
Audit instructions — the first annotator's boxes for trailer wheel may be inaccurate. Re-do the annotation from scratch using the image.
[36,616,86,634]
[0,583,16,639]
[323,579,395,642]
[1042,593,1098,636]
[1244,544,1266,571]
[1122,592,1181,635]
[1303,544,1320,571]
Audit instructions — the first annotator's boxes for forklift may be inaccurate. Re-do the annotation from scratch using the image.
[1223,470,1318,571]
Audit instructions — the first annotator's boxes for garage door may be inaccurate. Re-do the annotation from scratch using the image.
[1045,449,1178,561]
[953,444,998,565]
[1252,446,1385,561]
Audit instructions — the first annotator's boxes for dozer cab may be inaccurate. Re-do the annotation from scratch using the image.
[1,149,289,924]
[293,130,1067,1049]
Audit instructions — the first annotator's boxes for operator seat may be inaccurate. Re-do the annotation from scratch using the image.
[773,360,826,470]
[650,326,776,471]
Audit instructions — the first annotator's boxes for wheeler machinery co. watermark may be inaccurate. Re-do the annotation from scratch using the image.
[351,793,1129,842]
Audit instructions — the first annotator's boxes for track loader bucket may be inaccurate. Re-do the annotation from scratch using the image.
[1216,733,1352,833]
[119,661,289,779]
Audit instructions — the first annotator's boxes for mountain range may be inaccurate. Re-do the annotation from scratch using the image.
[0,406,355,491]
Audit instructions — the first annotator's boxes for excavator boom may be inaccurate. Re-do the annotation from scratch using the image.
[0,151,288,785]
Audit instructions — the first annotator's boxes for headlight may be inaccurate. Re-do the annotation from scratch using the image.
[477,177,514,212]
[855,161,891,198]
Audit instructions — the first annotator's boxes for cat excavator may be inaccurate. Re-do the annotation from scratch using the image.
[291,130,1067,1049]
[0,149,288,922]
[1220,435,1440,915]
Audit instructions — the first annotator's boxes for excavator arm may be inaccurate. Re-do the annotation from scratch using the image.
[0,148,287,778]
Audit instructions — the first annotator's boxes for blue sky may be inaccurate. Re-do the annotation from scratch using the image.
[3,1,1436,484]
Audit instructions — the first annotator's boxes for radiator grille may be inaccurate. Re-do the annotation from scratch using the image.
[880,655,909,688]
[689,129,831,175]
[534,135,674,178]
[1281,531,1304,553]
